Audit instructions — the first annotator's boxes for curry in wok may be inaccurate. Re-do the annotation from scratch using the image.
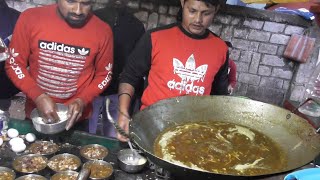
[154,121,287,176]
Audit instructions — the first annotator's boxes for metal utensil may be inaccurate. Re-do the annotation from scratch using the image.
[127,141,140,165]
[105,98,131,139]
[77,167,91,180]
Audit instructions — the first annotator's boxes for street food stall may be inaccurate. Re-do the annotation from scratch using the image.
[0,96,319,179]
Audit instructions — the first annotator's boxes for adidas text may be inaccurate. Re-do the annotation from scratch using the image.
[167,80,205,95]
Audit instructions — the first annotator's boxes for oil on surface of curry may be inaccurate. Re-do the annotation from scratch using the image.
[154,121,287,176]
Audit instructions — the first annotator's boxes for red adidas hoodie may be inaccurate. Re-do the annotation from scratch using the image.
[5,4,113,118]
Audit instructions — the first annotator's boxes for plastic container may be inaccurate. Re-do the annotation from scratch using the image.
[0,109,10,136]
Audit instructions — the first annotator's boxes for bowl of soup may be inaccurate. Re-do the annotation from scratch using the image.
[0,167,15,180]
[80,144,108,161]
[83,160,113,180]
[12,154,48,174]
[47,153,81,172]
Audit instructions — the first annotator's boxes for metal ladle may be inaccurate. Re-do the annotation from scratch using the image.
[105,98,141,164]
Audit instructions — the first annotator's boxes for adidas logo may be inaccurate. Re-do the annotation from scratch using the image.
[78,48,89,56]
[8,48,25,79]
[173,54,208,82]
[38,40,90,56]
[105,63,112,71]
[167,54,207,95]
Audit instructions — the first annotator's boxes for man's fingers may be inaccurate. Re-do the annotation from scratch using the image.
[66,108,81,130]
[66,112,78,130]
[117,133,129,142]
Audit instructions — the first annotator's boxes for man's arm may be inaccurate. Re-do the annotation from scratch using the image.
[117,32,152,141]
[5,10,60,122]
[74,27,114,106]
[66,26,113,130]
[5,10,45,102]
[210,52,229,95]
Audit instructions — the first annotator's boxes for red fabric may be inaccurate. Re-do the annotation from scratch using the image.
[228,59,237,88]
[5,5,113,118]
[141,26,228,109]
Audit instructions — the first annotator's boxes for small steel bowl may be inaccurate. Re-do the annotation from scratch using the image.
[12,154,48,174]
[83,160,113,180]
[47,153,81,172]
[27,141,59,157]
[117,149,147,173]
[51,170,79,180]
[30,103,68,134]
[80,144,109,161]
[15,174,46,180]
[0,166,15,180]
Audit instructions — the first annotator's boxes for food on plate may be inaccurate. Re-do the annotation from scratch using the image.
[48,154,81,172]
[13,154,47,173]
[51,171,79,180]
[28,141,59,155]
[80,144,108,160]
[0,168,15,180]
[83,160,113,179]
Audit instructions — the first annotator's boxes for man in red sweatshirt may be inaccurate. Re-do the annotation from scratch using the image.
[5,0,113,131]
[117,0,229,141]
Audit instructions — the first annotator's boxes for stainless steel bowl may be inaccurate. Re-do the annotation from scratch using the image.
[83,160,113,180]
[117,149,147,173]
[47,153,81,172]
[0,166,15,180]
[28,141,59,157]
[30,103,68,134]
[51,170,79,180]
[80,144,109,161]
[12,154,48,174]
[15,174,46,180]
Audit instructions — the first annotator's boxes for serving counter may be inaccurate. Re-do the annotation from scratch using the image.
[0,119,318,180]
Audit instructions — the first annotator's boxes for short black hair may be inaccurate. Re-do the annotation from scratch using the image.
[184,0,226,7]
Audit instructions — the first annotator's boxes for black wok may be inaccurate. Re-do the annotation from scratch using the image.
[129,96,320,179]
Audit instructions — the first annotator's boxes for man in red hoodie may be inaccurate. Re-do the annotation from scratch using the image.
[5,0,113,131]
[117,0,229,142]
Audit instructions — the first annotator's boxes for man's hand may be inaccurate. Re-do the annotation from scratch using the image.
[66,98,85,130]
[117,112,130,142]
[35,93,59,124]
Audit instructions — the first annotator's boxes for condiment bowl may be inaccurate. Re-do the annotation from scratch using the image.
[117,148,147,173]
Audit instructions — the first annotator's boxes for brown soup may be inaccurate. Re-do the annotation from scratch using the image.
[51,172,78,180]
[13,155,47,173]
[84,161,113,179]
[80,145,108,160]
[0,171,15,180]
[48,154,81,172]
[154,121,287,176]
[28,141,59,155]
